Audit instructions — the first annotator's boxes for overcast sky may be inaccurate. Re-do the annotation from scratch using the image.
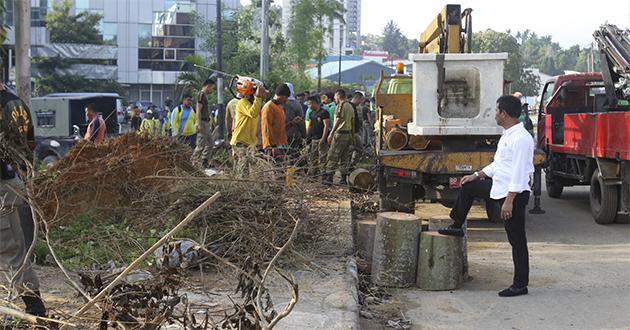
[243,0,630,48]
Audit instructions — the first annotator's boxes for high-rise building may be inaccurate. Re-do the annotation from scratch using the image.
[282,0,361,55]
[2,0,240,106]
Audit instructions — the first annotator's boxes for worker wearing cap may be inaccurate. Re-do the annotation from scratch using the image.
[230,78,267,156]
[324,88,355,185]
[139,109,160,137]
[0,85,47,316]
[84,103,106,144]
[194,79,217,169]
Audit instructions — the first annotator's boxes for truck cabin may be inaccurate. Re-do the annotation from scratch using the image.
[537,73,611,148]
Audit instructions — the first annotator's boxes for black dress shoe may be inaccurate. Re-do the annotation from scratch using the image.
[498,286,528,297]
[438,225,464,237]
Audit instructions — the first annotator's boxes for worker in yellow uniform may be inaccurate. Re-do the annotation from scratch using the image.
[229,78,267,158]
[169,94,197,148]
[325,88,355,185]
[139,109,160,137]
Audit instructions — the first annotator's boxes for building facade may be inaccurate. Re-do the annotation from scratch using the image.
[2,0,239,106]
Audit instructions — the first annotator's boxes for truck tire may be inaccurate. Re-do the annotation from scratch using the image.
[379,182,415,214]
[590,169,618,225]
[546,173,564,198]
[485,199,502,223]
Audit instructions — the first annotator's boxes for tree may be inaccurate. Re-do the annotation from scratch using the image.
[288,0,345,90]
[382,20,407,58]
[0,0,7,45]
[45,0,104,44]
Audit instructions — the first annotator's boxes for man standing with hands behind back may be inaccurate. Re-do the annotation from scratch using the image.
[194,78,216,169]
[439,95,534,298]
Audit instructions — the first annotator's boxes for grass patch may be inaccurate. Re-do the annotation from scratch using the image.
[35,213,204,269]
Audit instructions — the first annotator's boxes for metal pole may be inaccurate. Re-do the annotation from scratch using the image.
[338,23,343,87]
[216,0,225,139]
[14,0,31,105]
[260,0,269,81]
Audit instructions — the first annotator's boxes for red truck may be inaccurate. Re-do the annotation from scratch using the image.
[537,26,630,224]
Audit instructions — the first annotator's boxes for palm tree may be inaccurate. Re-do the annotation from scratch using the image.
[176,54,211,100]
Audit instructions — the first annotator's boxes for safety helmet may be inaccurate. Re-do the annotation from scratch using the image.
[236,78,255,96]
[395,62,405,74]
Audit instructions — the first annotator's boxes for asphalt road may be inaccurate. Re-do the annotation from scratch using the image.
[380,185,630,330]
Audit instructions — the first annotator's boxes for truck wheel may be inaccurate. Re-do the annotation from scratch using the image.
[590,169,618,224]
[485,199,502,223]
[42,155,59,168]
[379,182,415,214]
[546,173,564,198]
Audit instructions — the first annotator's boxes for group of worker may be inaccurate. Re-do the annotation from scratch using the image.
[226,78,373,184]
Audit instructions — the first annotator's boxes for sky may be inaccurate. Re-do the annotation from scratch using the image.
[242,0,630,48]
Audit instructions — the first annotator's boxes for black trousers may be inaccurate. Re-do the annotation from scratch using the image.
[450,179,530,288]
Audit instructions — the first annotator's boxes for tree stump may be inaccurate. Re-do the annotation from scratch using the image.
[428,215,468,278]
[372,212,421,287]
[357,219,376,272]
[349,169,375,191]
[416,232,464,290]
[385,127,408,150]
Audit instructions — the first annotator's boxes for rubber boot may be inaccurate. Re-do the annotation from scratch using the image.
[22,291,46,317]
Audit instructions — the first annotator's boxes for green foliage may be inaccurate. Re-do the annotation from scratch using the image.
[35,213,203,269]
[473,29,540,95]
[382,20,408,58]
[287,0,345,89]
[45,0,104,44]
[32,57,123,96]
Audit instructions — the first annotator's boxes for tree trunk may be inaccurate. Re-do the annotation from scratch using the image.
[357,219,376,272]
[416,232,464,290]
[349,168,375,191]
[372,212,421,287]
[385,127,408,150]
[408,135,430,150]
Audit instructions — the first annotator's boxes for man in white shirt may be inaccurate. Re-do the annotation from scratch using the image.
[439,95,535,297]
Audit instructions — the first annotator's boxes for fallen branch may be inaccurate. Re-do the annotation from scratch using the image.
[67,191,221,325]
[0,304,76,327]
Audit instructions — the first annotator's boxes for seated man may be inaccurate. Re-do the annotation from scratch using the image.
[439,95,534,298]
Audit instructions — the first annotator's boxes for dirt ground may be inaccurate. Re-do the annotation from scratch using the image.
[361,186,630,330]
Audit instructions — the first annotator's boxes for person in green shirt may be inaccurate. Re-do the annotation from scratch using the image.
[324,89,355,185]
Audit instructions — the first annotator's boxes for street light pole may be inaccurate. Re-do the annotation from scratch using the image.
[216,0,225,138]
[14,0,31,105]
[338,23,343,87]
[260,0,269,81]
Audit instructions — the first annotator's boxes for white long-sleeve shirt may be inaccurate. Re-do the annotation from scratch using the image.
[482,123,534,200]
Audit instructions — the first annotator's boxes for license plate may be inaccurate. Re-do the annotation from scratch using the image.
[456,164,473,172]
[449,177,462,188]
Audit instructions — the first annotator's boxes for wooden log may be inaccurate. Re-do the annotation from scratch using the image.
[408,135,430,150]
[385,127,408,151]
[428,215,468,278]
[357,219,376,272]
[416,232,464,290]
[349,168,375,191]
[372,212,421,287]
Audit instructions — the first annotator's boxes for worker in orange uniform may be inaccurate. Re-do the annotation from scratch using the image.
[84,103,106,144]
[261,84,290,161]
[229,78,267,158]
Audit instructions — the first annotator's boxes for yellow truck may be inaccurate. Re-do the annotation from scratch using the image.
[375,5,544,220]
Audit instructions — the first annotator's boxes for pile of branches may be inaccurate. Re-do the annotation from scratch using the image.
[32,134,307,263]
